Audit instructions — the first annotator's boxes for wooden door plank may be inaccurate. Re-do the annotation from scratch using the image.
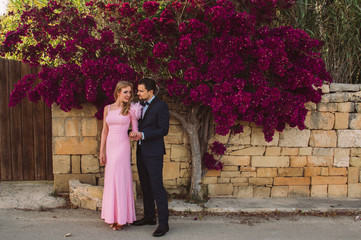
[32,66,46,180]
[9,60,23,180]
[0,58,12,180]
[44,101,53,180]
[21,62,35,180]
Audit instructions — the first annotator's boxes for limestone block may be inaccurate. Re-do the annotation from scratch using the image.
[230,147,265,156]
[350,157,361,167]
[349,91,361,102]
[298,148,312,156]
[271,186,288,198]
[334,148,350,167]
[281,148,299,156]
[321,94,330,103]
[53,155,71,174]
[240,166,256,172]
[204,170,221,177]
[309,131,337,147]
[290,156,307,167]
[65,118,81,136]
[307,156,333,167]
[311,176,347,185]
[179,168,190,178]
[251,127,279,146]
[52,104,97,117]
[310,185,327,198]
[248,178,273,186]
[257,168,277,177]
[69,180,103,211]
[274,177,310,186]
[289,186,310,198]
[338,102,355,112]
[81,155,100,173]
[304,167,321,177]
[254,187,270,198]
[220,171,241,178]
[356,103,361,113]
[313,148,333,156]
[328,185,347,198]
[321,167,329,176]
[163,162,180,180]
[231,178,248,184]
[71,155,81,174]
[164,179,177,187]
[330,83,360,92]
[177,177,190,186]
[304,112,334,130]
[348,183,361,198]
[82,118,98,136]
[164,147,171,162]
[240,172,257,178]
[348,167,359,183]
[170,145,190,161]
[328,167,347,176]
[334,113,349,129]
[54,174,97,192]
[279,127,311,147]
[317,103,337,112]
[328,92,350,102]
[218,178,231,183]
[164,125,184,144]
[54,137,98,154]
[307,156,333,166]
[208,184,233,196]
[322,84,330,93]
[97,177,104,186]
[202,177,218,184]
[52,118,65,136]
[278,168,303,177]
[251,156,289,167]
[235,186,253,198]
[305,102,317,111]
[265,147,281,156]
[351,148,361,157]
[349,114,361,129]
[222,166,238,171]
[222,156,250,166]
[210,126,251,146]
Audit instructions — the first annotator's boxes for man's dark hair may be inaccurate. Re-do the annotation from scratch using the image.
[138,78,157,92]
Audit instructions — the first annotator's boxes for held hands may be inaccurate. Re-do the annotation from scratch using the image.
[129,131,142,141]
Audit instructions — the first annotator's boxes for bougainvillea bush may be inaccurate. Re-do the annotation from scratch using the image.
[1,0,332,198]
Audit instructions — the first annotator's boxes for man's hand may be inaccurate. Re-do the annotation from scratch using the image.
[129,131,142,141]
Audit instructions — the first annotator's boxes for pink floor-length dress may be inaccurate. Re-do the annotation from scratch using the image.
[101,102,142,225]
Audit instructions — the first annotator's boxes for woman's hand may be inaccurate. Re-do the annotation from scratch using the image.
[99,153,106,165]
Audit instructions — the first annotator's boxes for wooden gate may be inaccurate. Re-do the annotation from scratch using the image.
[0,59,53,181]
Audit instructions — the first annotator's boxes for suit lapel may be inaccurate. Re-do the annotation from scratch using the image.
[142,97,158,121]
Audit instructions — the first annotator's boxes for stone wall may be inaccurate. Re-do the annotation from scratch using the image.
[53,83,361,198]
[52,103,191,195]
[203,83,361,198]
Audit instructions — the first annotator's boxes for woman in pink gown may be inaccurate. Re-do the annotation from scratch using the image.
[99,81,142,230]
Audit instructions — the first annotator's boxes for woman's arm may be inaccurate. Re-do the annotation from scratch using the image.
[99,106,109,165]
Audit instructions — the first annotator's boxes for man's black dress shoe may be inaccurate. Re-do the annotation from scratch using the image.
[153,223,169,237]
[132,217,156,226]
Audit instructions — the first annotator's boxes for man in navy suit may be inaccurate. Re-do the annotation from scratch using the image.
[130,78,170,237]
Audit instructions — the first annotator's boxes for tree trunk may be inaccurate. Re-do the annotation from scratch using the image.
[169,108,204,200]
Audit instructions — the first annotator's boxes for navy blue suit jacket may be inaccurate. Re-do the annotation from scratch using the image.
[138,97,169,156]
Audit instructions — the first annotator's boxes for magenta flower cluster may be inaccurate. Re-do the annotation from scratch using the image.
[1,0,332,170]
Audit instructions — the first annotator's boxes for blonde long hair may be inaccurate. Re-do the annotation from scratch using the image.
[114,81,134,115]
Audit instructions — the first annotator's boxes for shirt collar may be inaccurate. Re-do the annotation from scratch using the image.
[146,95,155,104]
